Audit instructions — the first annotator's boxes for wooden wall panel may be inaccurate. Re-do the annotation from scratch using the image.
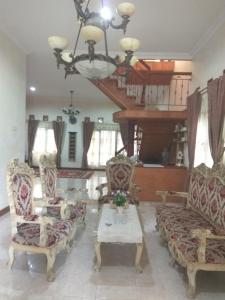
[138,120,178,163]
[134,166,187,202]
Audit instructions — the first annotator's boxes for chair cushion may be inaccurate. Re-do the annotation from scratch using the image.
[69,202,87,220]
[170,233,225,264]
[13,220,73,248]
[46,202,86,222]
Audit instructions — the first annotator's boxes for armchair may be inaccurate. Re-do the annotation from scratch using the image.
[96,155,141,206]
[38,155,86,224]
[6,159,73,281]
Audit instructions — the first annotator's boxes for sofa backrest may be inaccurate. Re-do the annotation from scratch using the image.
[188,163,225,230]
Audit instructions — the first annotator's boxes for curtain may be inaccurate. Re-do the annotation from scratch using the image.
[119,122,129,151]
[208,75,225,163]
[28,119,39,166]
[194,94,213,167]
[82,121,95,169]
[187,89,202,171]
[53,121,65,167]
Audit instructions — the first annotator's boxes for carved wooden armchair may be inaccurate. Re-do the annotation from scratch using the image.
[6,159,73,281]
[96,155,141,206]
[38,155,86,224]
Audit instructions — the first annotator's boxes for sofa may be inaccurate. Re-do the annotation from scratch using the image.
[155,163,225,298]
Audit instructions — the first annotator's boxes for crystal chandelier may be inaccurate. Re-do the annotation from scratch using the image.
[62,90,80,124]
[48,0,140,80]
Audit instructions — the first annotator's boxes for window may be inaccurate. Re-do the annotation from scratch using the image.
[88,125,123,167]
[32,122,57,166]
[68,132,77,161]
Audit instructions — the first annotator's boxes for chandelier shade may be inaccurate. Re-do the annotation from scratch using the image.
[81,25,104,43]
[120,37,140,52]
[48,36,69,50]
[117,2,135,17]
[48,0,140,79]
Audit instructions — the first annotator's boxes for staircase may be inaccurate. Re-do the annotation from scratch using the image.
[91,78,138,110]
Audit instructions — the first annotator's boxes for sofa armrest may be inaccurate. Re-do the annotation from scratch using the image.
[96,183,108,199]
[156,190,188,203]
[191,228,225,264]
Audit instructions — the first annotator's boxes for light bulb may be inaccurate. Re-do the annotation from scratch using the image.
[100,7,112,20]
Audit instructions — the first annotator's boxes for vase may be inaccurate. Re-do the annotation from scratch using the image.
[116,206,124,214]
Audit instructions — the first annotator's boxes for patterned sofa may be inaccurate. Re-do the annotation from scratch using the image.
[156,163,225,298]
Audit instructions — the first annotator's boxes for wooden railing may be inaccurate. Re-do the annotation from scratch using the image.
[111,72,192,111]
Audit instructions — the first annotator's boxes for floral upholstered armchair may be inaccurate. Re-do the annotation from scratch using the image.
[38,155,86,224]
[6,159,73,281]
[96,155,141,206]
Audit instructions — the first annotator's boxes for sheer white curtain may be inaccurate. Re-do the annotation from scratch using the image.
[32,122,57,166]
[194,94,213,167]
[88,129,123,167]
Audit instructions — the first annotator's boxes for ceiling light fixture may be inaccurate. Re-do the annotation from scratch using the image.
[48,0,140,80]
[62,90,80,124]
[30,86,36,92]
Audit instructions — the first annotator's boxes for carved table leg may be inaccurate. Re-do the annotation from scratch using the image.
[95,241,101,271]
[135,243,143,273]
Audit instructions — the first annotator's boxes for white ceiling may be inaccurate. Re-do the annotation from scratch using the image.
[0,0,225,103]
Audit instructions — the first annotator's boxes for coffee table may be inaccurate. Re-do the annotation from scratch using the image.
[95,204,143,272]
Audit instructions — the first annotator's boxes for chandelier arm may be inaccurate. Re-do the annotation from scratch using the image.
[109,16,130,34]
[103,26,109,56]
[73,20,84,56]
[74,0,89,21]
[87,41,96,61]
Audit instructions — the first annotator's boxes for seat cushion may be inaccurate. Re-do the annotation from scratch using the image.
[156,204,214,241]
[69,202,87,220]
[170,233,225,264]
[13,220,73,248]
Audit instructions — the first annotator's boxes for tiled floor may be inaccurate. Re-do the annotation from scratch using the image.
[1,172,225,299]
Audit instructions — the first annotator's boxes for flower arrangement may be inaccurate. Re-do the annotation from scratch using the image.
[112,190,128,207]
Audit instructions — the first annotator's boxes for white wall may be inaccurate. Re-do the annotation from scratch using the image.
[0,31,26,209]
[192,23,225,91]
[27,95,119,168]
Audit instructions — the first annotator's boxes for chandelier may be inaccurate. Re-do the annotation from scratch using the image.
[62,90,80,124]
[48,0,140,80]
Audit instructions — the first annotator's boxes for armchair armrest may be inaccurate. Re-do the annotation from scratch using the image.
[191,228,225,264]
[96,183,108,199]
[34,198,69,220]
[132,183,141,193]
[156,190,188,203]
[15,215,53,247]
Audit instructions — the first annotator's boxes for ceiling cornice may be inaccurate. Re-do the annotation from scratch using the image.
[0,25,30,54]
[190,6,225,58]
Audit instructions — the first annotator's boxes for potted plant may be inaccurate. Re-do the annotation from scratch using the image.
[112,191,128,213]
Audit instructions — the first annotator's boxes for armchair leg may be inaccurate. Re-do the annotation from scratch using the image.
[46,250,56,282]
[187,266,197,298]
[7,245,15,270]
